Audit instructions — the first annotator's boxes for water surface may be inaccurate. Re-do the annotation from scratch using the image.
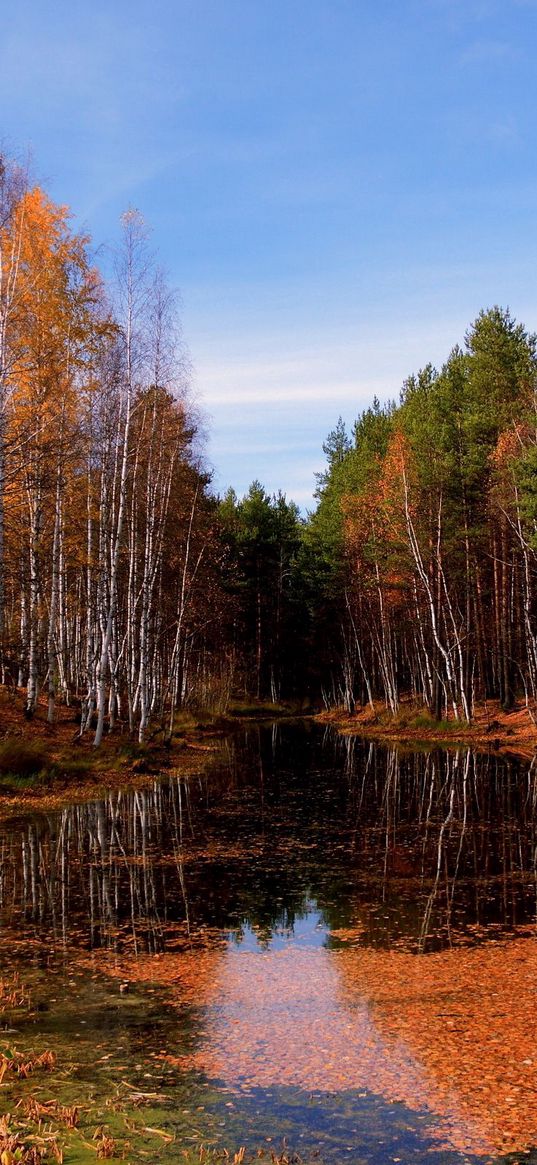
[1,724,537,1163]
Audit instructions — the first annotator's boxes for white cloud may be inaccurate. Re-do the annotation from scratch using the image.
[193,292,537,507]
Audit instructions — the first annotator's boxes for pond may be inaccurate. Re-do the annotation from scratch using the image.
[1,722,537,1164]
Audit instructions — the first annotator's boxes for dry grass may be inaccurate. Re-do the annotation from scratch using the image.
[93,1128,123,1159]
[0,1050,55,1083]
[19,1099,79,1130]
[0,1112,63,1163]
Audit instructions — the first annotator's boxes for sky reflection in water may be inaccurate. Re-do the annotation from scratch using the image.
[1,725,537,1162]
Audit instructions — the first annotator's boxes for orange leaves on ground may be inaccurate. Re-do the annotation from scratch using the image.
[336,938,537,1154]
[98,935,537,1158]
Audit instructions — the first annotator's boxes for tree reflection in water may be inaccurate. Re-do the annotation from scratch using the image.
[0,727,537,955]
[2,726,537,1158]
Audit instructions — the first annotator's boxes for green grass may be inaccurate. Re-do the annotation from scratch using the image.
[0,739,100,790]
[171,710,198,733]
[409,713,470,733]
[49,757,95,780]
[374,707,470,734]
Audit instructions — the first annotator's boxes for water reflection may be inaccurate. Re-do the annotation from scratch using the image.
[2,726,537,1159]
[1,726,537,954]
[230,907,328,952]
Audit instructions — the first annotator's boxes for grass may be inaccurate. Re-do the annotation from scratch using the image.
[408,711,470,734]
[49,757,95,780]
[171,710,198,733]
[227,699,291,718]
[368,705,471,736]
[0,740,98,790]
[0,738,49,778]
[0,738,52,788]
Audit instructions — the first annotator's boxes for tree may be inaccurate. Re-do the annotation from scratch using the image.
[219,483,303,700]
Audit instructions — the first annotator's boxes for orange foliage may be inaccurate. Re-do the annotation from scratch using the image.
[491,422,529,470]
[3,187,105,605]
[343,429,416,611]
[489,422,532,520]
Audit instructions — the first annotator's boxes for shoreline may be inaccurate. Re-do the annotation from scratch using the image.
[0,691,306,821]
[2,689,536,826]
[315,699,537,759]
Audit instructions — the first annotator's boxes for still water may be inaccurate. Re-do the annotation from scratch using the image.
[1,723,537,1163]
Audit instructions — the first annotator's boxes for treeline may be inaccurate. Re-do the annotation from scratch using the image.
[308,308,537,717]
[3,149,537,734]
[217,307,537,721]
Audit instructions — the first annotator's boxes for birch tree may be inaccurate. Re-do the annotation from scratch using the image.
[0,155,27,674]
[93,209,149,745]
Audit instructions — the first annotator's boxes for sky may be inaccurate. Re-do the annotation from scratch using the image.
[2,0,537,508]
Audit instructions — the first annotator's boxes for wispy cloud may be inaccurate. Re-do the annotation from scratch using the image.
[200,372,375,408]
[192,318,469,412]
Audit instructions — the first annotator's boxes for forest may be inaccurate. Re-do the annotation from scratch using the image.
[2,151,537,740]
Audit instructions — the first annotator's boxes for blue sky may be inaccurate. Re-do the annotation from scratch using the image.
[2,0,537,507]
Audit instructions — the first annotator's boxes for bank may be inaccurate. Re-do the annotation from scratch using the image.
[316,698,537,758]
